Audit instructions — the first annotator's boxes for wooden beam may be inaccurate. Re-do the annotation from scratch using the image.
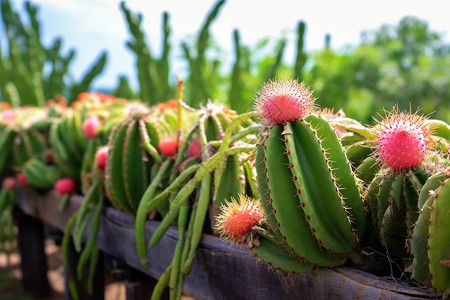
[14,187,439,299]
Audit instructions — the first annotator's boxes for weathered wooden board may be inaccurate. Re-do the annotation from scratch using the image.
[15,187,440,299]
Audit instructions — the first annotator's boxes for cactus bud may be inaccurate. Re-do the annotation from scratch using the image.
[96,146,109,170]
[374,110,429,171]
[82,116,101,139]
[3,178,15,190]
[255,79,315,126]
[17,173,28,186]
[158,137,178,157]
[216,195,265,245]
[54,178,76,194]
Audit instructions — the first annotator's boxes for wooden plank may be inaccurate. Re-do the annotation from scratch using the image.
[15,208,51,298]
[14,187,440,299]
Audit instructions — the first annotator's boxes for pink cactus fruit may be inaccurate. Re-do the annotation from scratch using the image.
[17,173,28,186]
[158,137,178,157]
[3,178,15,190]
[54,178,76,194]
[216,195,265,245]
[254,79,315,126]
[187,138,202,159]
[96,146,109,170]
[374,111,430,171]
[82,116,101,139]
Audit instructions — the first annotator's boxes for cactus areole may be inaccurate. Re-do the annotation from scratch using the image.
[375,112,429,171]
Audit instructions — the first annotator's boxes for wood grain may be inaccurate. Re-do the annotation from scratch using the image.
[14,187,439,299]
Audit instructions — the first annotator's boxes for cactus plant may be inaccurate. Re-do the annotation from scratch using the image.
[411,171,450,294]
[249,78,366,269]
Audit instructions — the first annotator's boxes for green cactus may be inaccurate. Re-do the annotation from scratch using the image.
[412,174,450,294]
[249,79,366,270]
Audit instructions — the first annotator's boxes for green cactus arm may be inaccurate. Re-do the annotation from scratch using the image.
[135,158,173,268]
[293,21,307,81]
[229,29,246,113]
[345,141,374,168]
[379,174,407,258]
[418,172,449,209]
[123,120,147,211]
[213,154,243,206]
[264,38,287,82]
[105,120,133,213]
[255,143,284,241]
[306,114,365,238]
[69,52,107,101]
[428,178,450,292]
[427,119,450,141]
[366,176,383,238]
[285,120,359,253]
[264,124,345,266]
[169,202,190,300]
[356,156,379,184]
[183,174,212,274]
[403,178,420,234]
[411,194,433,286]
[376,175,395,230]
[158,11,171,101]
[251,235,313,273]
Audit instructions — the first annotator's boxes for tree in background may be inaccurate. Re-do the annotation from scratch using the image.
[307,16,450,123]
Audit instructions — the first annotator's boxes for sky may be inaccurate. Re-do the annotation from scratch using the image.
[5,0,450,91]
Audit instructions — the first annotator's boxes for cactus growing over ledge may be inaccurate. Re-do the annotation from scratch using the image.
[248,79,367,269]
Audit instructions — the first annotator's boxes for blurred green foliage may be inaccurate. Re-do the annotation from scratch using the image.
[1,0,449,124]
[306,16,450,123]
[0,0,107,106]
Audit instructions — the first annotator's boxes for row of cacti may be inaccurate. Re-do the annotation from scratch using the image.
[0,78,449,298]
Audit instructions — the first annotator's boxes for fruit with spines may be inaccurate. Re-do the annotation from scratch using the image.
[215,194,265,246]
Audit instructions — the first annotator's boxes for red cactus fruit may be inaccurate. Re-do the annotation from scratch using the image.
[158,137,178,157]
[3,178,15,190]
[187,138,202,159]
[374,110,430,171]
[96,146,109,170]
[82,116,101,139]
[216,195,265,245]
[255,79,315,126]
[17,173,28,186]
[54,178,76,194]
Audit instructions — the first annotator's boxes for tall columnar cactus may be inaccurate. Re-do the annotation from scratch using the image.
[249,79,366,270]
[411,171,450,294]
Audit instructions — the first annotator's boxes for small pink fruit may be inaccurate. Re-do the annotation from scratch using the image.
[215,195,265,245]
[17,173,28,186]
[96,146,109,170]
[374,110,429,171]
[82,116,101,139]
[255,79,315,126]
[3,178,15,190]
[187,138,202,159]
[54,178,76,194]
[158,137,178,157]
